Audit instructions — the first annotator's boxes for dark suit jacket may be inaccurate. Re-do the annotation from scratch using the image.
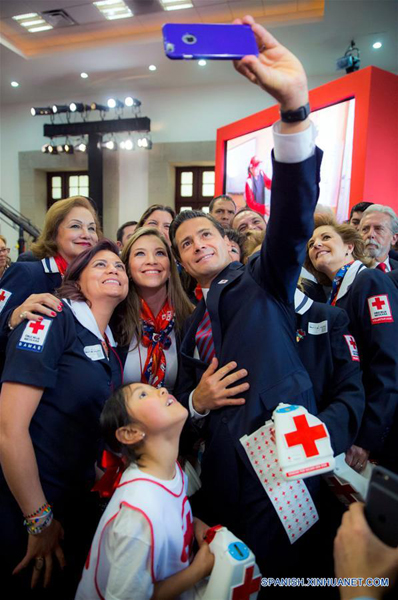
[175,149,323,515]
[389,257,398,271]
[333,262,398,454]
[294,291,365,455]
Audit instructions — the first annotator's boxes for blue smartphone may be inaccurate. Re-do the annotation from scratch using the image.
[162,23,258,60]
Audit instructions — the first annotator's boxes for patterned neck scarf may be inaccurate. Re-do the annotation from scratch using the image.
[54,254,69,277]
[328,262,354,306]
[140,298,175,388]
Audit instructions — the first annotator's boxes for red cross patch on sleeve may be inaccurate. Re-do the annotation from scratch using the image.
[367,295,394,324]
[17,318,52,353]
[344,335,360,361]
[0,289,12,314]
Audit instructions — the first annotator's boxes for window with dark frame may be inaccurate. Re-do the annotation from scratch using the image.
[175,167,215,213]
[47,172,89,208]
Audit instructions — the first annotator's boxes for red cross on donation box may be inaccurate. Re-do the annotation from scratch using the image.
[232,565,262,600]
[285,414,327,458]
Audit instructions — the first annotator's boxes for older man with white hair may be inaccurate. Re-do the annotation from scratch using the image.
[360,204,398,272]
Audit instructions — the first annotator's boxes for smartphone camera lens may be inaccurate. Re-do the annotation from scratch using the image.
[182,34,197,45]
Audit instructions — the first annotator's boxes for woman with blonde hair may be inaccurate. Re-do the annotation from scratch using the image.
[113,227,193,392]
[305,213,398,471]
[0,235,11,281]
[0,197,100,351]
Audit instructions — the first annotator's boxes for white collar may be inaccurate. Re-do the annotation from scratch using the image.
[41,257,60,274]
[63,299,117,347]
[294,288,314,314]
[335,261,367,302]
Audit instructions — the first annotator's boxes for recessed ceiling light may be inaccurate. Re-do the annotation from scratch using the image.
[160,0,193,10]
[93,0,133,21]
[11,81,19,88]
[372,41,382,49]
[149,65,157,71]
[12,12,53,33]
[80,72,89,79]
[198,59,207,67]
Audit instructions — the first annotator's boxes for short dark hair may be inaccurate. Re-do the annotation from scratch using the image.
[232,206,265,226]
[349,202,374,220]
[224,228,245,255]
[116,221,138,243]
[209,195,236,213]
[169,210,225,260]
[56,239,120,304]
[100,384,141,465]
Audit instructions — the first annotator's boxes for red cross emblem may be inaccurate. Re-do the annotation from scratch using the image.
[231,565,262,600]
[372,297,385,310]
[344,335,360,361]
[180,510,194,563]
[285,414,327,458]
[0,291,6,302]
[29,321,45,335]
[327,476,359,505]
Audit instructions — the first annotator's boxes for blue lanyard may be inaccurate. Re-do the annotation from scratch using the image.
[328,263,352,305]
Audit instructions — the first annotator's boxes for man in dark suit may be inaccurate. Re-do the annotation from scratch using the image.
[171,16,325,578]
[360,204,398,272]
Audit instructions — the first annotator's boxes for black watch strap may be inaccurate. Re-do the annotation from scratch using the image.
[280,102,311,123]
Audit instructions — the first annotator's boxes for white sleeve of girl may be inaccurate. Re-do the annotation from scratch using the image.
[105,506,154,600]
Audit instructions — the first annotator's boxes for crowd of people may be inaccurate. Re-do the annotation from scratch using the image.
[0,15,397,600]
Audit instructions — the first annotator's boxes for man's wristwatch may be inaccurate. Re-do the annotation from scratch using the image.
[280,102,311,123]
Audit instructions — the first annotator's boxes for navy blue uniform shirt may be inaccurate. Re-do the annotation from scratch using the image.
[332,261,398,453]
[0,303,123,516]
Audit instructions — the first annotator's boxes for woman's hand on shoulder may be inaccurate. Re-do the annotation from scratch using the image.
[10,294,63,329]
[12,518,66,588]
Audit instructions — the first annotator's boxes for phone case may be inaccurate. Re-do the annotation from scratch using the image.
[162,23,259,60]
[365,465,398,547]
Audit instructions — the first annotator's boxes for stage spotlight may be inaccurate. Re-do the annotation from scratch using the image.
[69,102,90,113]
[31,107,52,116]
[41,144,50,153]
[121,139,133,150]
[52,104,70,114]
[75,142,87,152]
[124,96,141,107]
[138,136,152,149]
[107,98,124,109]
[90,102,109,112]
[102,139,117,150]
[336,40,360,74]
[64,143,74,154]
[56,144,64,153]
[48,144,58,154]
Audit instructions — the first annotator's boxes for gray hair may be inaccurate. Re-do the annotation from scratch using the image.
[361,204,398,235]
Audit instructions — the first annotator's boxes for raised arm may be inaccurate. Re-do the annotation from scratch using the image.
[234,16,321,303]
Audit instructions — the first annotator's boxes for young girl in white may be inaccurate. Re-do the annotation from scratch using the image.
[75,383,213,600]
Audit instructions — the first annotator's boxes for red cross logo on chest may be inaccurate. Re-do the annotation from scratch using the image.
[0,291,6,302]
[29,321,45,335]
[231,565,262,600]
[285,414,327,458]
[348,337,357,351]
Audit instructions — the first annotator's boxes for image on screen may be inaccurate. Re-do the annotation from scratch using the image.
[225,99,355,222]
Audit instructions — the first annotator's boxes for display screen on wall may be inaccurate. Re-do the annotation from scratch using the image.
[225,99,355,221]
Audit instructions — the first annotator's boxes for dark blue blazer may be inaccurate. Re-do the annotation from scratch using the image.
[0,257,62,350]
[175,149,322,504]
[388,268,398,289]
[294,291,365,455]
[333,262,398,453]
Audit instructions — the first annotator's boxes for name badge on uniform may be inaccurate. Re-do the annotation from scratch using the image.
[84,344,105,361]
[0,289,12,314]
[367,295,394,324]
[18,319,52,353]
[218,279,228,284]
[308,320,328,335]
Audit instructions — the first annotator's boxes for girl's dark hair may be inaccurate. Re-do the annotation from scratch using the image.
[56,239,121,304]
[100,384,142,466]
